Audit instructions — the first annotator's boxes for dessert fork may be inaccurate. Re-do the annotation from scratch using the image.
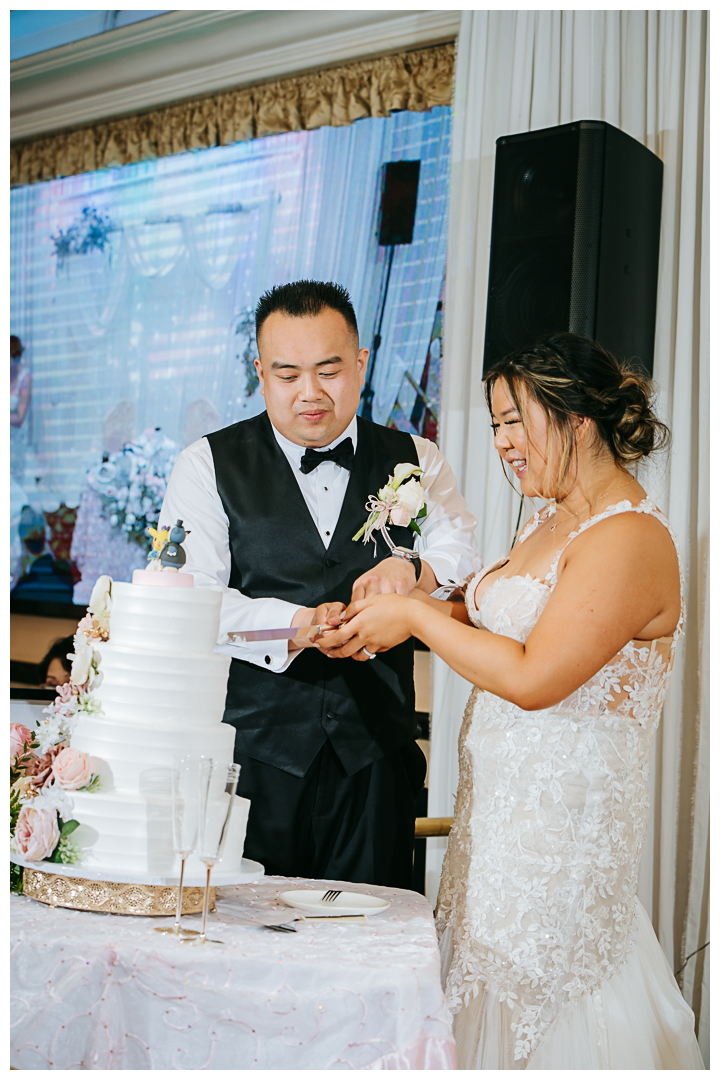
[321,889,341,904]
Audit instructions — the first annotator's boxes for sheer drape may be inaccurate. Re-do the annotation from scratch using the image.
[428,10,708,1062]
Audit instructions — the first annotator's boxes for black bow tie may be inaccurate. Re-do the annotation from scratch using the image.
[300,437,355,475]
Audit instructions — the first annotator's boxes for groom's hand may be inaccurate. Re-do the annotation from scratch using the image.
[351,556,437,602]
[289,601,346,651]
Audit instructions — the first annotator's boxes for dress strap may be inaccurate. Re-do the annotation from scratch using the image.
[543,497,686,640]
[516,503,554,547]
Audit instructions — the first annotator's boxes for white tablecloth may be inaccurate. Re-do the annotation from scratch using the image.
[11,876,456,1070]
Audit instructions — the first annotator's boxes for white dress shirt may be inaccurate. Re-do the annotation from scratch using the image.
[160,414,482,672]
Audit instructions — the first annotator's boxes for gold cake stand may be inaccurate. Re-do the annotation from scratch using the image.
[13,854,263,916]
[21,866,214,916]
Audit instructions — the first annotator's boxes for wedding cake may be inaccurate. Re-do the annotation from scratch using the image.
[67,569,249,880]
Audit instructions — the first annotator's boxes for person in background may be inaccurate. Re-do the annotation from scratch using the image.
[41,636,74,688]
[11,335,32,484]
[10,635,74,688]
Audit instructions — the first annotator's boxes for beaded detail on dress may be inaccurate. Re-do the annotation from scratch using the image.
[436,499,684,1062]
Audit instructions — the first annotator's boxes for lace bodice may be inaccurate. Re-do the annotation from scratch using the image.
[436,500,684,1062]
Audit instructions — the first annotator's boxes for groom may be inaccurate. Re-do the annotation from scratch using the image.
[161,280,481,888]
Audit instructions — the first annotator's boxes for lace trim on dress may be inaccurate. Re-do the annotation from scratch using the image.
[438,499,685,1062]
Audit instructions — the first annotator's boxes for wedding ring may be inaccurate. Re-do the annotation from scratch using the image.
[362,647,377,660]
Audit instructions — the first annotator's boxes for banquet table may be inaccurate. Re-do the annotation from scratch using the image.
[10,876,456,1070]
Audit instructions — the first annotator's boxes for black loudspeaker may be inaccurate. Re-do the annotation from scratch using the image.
[483,120,663,375]
[378,160,421,246]
[361,160,421,419]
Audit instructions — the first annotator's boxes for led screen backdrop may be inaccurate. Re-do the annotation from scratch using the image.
[10,107,451,602]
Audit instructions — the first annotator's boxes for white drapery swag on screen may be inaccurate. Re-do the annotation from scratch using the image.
[56,240,128,339]
[429,9,708,1062]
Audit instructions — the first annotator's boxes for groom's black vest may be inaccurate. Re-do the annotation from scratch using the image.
[206,412,418,778]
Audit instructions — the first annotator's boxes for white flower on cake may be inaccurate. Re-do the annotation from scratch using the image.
[89,575,113,620]
[353,462,428,551]
[69,642,93,687]
[35,712,73,755]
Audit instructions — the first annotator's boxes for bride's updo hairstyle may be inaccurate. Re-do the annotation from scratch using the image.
[484,332,670,500]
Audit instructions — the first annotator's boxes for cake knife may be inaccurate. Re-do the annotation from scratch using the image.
[221,622,343,644]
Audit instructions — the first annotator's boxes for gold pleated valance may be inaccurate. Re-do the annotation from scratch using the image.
[10,43,455,187]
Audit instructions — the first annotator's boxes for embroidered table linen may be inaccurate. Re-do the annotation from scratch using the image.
[11,876,456,1070]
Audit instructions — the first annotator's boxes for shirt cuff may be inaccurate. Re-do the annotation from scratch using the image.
[420,552,466,597]
[215,599,304,673]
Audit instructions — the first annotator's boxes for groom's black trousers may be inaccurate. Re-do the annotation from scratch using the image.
[236,739,427,889]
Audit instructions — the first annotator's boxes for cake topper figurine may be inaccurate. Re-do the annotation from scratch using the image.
[145,521,190,572]
[159,519,190,572]
[147,526,169,563]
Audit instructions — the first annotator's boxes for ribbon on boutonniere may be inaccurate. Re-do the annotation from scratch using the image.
[352,462,427,554]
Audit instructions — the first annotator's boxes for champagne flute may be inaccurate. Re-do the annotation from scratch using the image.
[155,754,202,935]
[182,759,240,945]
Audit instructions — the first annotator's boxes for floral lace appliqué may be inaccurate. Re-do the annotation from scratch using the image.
[436,501,684,1062]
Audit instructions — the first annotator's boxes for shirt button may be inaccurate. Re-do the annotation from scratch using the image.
[324,487,328,492]
[325,531,330,537]
[326,712,335,720]
[264,655,272,665]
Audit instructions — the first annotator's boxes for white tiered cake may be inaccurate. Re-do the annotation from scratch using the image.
[69,574,250,881]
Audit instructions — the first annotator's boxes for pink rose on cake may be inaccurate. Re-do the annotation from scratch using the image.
[10,723,34,762]
[14,804,60,862]
[52,747,94,790]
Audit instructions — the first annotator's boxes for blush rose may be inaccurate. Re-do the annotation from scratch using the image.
[10,723,34,762]
[52,747,93,790]
[14,804,60,862]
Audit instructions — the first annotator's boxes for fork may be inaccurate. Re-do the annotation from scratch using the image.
[321,889,341,904]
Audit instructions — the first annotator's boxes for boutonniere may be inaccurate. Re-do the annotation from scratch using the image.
[352,462,427,551]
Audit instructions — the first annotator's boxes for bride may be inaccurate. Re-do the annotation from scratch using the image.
[324,333,704,1069]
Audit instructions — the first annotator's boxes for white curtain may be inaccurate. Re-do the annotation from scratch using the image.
[428,10,708,1062]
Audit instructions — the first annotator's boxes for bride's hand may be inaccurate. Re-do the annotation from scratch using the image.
[318,593,420,660]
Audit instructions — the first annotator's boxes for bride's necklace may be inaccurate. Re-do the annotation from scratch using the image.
[550,476,635,533]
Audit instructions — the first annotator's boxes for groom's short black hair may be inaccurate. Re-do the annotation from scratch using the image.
[255,280,358,341]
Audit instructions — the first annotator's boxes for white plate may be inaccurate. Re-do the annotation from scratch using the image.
[279,889,390,917]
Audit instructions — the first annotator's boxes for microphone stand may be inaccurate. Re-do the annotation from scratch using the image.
[361,244,395,421]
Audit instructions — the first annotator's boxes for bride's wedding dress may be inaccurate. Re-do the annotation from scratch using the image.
[436,499,704,1069]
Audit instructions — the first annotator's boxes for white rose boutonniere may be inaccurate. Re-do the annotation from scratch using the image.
[353,462,427,552]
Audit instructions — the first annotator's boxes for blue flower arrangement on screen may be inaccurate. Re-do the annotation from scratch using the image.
[51,206,116,267]
[86,431,178,552]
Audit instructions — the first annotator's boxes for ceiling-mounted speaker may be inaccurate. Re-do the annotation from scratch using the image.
[378,160,421,246]
[483,120,663,375]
